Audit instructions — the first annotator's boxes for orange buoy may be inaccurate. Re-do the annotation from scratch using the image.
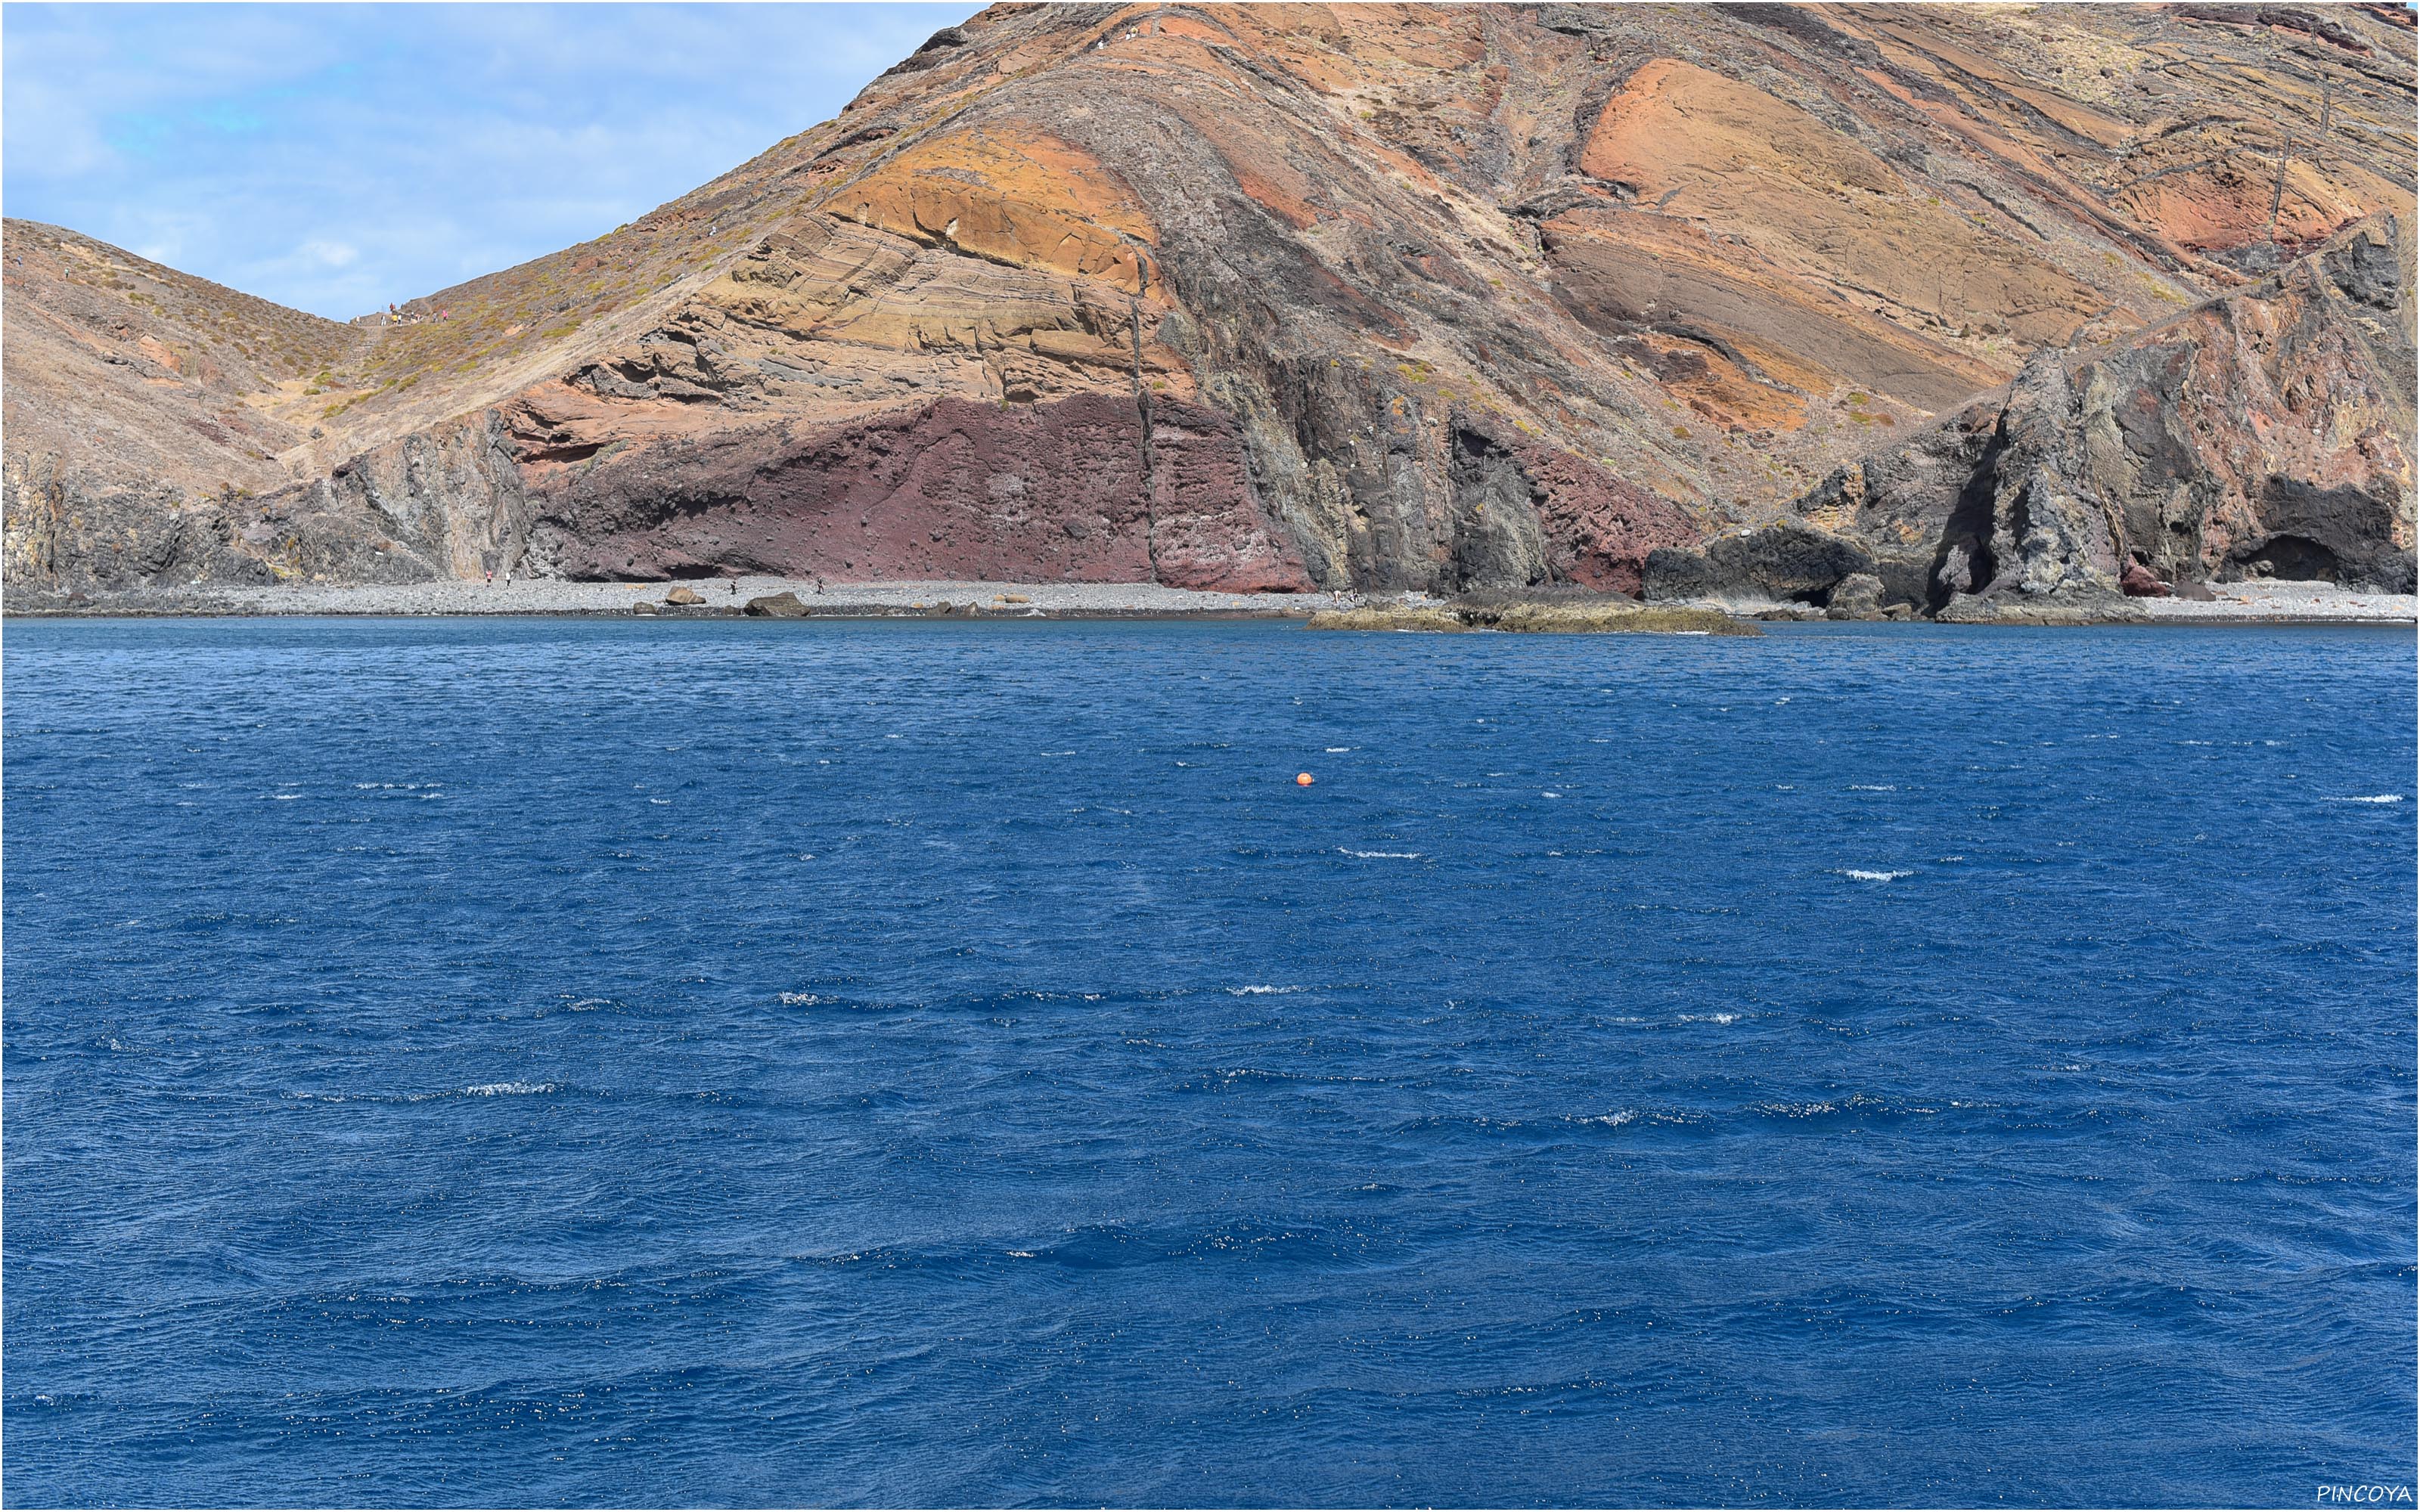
[1295,772,1316,786]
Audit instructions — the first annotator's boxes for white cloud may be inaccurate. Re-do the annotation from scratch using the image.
[2,3,982,316]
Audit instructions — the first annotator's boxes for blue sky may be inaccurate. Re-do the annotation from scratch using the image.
[3,3,981,318]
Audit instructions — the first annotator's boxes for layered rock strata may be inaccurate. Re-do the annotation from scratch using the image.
[1647,215,2416,616]
[7,3,2415,606]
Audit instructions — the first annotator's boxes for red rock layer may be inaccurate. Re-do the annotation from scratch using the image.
[525,394,1312,591]
[1510,436,1704,596]
[5,4,2415,598]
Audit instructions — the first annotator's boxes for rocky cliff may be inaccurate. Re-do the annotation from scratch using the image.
[1647,212,2418,616]
[8,2,2415,606]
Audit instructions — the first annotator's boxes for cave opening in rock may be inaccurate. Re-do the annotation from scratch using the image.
[2232,534,2342,583]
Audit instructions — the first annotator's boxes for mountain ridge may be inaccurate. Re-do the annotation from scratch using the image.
[7,2,2414,609]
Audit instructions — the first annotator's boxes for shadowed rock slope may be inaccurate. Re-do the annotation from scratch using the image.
[7,2,2414,603]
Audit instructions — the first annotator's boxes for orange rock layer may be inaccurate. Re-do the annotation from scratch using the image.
[5,3,2414,598]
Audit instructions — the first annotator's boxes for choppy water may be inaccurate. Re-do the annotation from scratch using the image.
[5,617,2413,1507]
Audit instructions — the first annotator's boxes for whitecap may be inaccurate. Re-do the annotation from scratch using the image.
[1226,985,1305,996]
[1848,784,1897,792]
[270,793,302,801]
[1336,848,1420,859]
[1576,1110,1637,1127]
[461,1081,554,1097]
[1541,791,1562,798]
[1325,747,1351,753]
[2322,795,2405,804]
[1679,1012,1739,1024]
[1838,869,1913,882]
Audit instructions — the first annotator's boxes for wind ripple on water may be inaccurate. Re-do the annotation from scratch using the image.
[2,617,2412,1507]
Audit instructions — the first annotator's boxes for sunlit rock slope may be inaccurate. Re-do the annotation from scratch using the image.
[6,2,2413,604]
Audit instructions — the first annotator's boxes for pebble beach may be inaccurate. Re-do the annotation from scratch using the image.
[5,575,2412,624]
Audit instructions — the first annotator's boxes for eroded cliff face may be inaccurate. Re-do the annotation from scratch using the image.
[1655,213,2417,615]
[6,2,2415,600]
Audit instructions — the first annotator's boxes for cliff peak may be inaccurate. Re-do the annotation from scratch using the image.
[7,2,2413,600]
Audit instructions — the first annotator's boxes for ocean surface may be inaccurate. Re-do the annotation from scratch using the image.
[5,616,2413,1507]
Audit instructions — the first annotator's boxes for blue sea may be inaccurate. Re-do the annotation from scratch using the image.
[4,617,2413,1507]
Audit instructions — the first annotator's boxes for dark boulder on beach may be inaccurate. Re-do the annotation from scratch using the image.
[1643,522,1878,607]
[743,591,809,618]
[2121,561,2173,598]
[1825,573,1888,620]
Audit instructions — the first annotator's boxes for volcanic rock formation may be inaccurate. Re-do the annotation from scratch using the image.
[1646,214,2418,614]
[6,2,2415,606]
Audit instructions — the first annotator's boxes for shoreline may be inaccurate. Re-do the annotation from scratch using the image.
[2128,582,2418,624]
[2,576,1326,622]
[3,576,2412,626]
